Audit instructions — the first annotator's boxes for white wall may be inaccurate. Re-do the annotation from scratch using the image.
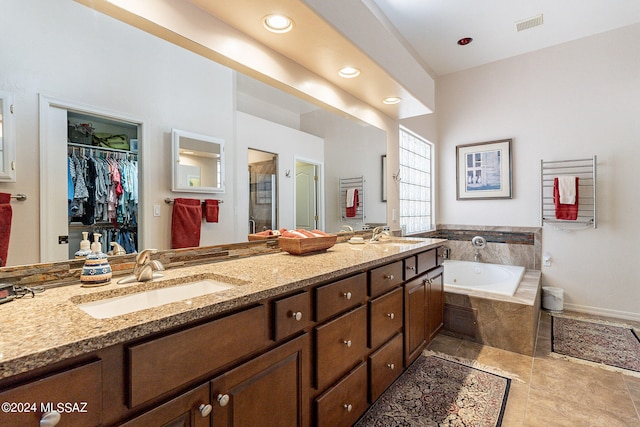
[436,24,640,320]
[301,110,387,233]
[236,112,324,238]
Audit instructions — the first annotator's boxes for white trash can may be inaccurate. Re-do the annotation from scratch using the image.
[542,286,564,312]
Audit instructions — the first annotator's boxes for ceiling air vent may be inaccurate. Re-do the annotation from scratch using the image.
[515,14,544,32]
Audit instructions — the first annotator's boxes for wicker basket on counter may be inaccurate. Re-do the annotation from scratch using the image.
[278,235,337,255]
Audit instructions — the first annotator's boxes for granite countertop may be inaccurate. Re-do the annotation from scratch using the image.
[0,238,446,380]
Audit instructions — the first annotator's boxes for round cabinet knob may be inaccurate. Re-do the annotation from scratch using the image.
[342,291,352,300]
[343,339,352,348]
[387,363,395,370]
[217,394,230,407]
[198,403,213,417]
[40,411,61,427]
[387,313,395,320]
[343,404,353,412]
[291,311,303,321]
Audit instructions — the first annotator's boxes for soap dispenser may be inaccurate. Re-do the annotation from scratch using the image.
[80,233,113,287]
[74,232,92,259]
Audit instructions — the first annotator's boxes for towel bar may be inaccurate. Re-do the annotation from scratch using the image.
[10,193,27,201]
[164,198,223,205]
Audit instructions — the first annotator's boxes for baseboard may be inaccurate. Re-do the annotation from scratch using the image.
[563,303,640,323]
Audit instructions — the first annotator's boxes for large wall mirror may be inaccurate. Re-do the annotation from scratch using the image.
[172,129,225,193]
[0,91,16,182]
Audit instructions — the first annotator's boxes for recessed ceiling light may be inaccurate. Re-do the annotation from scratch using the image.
[263,14,294,33]
[338,66,361,78]
[382,97,402,105]
[457,37,473,46]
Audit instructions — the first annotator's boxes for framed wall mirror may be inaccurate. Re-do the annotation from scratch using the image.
[172,129,225,193]
[0,91,16,182]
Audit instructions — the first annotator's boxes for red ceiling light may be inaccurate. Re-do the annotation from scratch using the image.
[457,37,473,46]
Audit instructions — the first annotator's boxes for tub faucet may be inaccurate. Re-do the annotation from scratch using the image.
[474,251,482,263]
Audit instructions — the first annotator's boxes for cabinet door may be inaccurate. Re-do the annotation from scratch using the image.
[211,334,309,427]
[426,267,444,343]
[120,384,210,427]
[404,277,427,367]
[0,360,102,427]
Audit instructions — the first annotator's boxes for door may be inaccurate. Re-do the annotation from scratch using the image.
[295,161,318,230]
[248,149,277,233]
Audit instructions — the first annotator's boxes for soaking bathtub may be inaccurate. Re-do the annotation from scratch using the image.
[442,260,526,297]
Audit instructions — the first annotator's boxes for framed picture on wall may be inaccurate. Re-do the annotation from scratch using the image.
[456,139,512,200]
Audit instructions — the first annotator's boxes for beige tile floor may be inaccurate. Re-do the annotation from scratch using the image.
[427,311,640,427]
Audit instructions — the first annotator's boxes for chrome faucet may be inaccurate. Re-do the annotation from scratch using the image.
[370,226,391,242]
[118,249,165,284]
[474,251,482,262]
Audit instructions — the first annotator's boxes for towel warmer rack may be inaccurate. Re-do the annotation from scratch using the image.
[339,176,364,222]
[540,156,597,228]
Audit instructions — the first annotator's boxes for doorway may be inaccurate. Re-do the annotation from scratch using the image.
[248,149,278,233]
[295,159,322,231]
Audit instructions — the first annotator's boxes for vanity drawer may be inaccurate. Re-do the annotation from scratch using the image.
[369,260,403,297]
[315,361,368,427]
[128,305,267,408]
[315,305,367,390]
[417,249,437,274]
[315,273,366,322]
[273,291,311,341]
[369,333,403,403]
[368,287,403,349]
[403,255,418,281]
[0,360,102,427]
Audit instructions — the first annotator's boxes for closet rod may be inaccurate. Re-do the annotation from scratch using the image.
[164,198,223,204]
[68,142,137,156]
[10,193,27,201]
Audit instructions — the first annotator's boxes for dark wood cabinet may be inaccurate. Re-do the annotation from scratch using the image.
[426,266,444,343]
[120,384,210,427]
[211,335,310,427]
[0,244,444,427]
[0,360,103,427]
[315,305,368,390]
[404,250,444,366]
[404,276,427,366]
[127,305,268,408]
[315,362,368,427]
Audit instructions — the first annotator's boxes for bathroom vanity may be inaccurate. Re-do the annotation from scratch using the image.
[0,238,445,426]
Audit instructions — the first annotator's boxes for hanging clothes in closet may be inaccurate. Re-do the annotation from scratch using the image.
[68,146,138,253]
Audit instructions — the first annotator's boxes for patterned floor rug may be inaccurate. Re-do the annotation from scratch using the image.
[552,316,640,373]
[355,354,510,427]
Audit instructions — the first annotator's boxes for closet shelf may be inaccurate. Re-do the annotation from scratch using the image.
[540,156,597,228]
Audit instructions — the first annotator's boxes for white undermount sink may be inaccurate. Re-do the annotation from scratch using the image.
[77,279,236,319]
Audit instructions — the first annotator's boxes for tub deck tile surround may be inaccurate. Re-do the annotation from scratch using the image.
[443,270,542,356]
[0,237,446,379]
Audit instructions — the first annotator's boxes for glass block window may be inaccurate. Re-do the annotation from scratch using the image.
[399,126,433,234]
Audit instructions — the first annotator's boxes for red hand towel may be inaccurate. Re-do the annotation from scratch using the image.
[204,199,219,223]
[171,198,202,249]
[0,193,11,267]
[346,188,358,218]
[554,177,579,220]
